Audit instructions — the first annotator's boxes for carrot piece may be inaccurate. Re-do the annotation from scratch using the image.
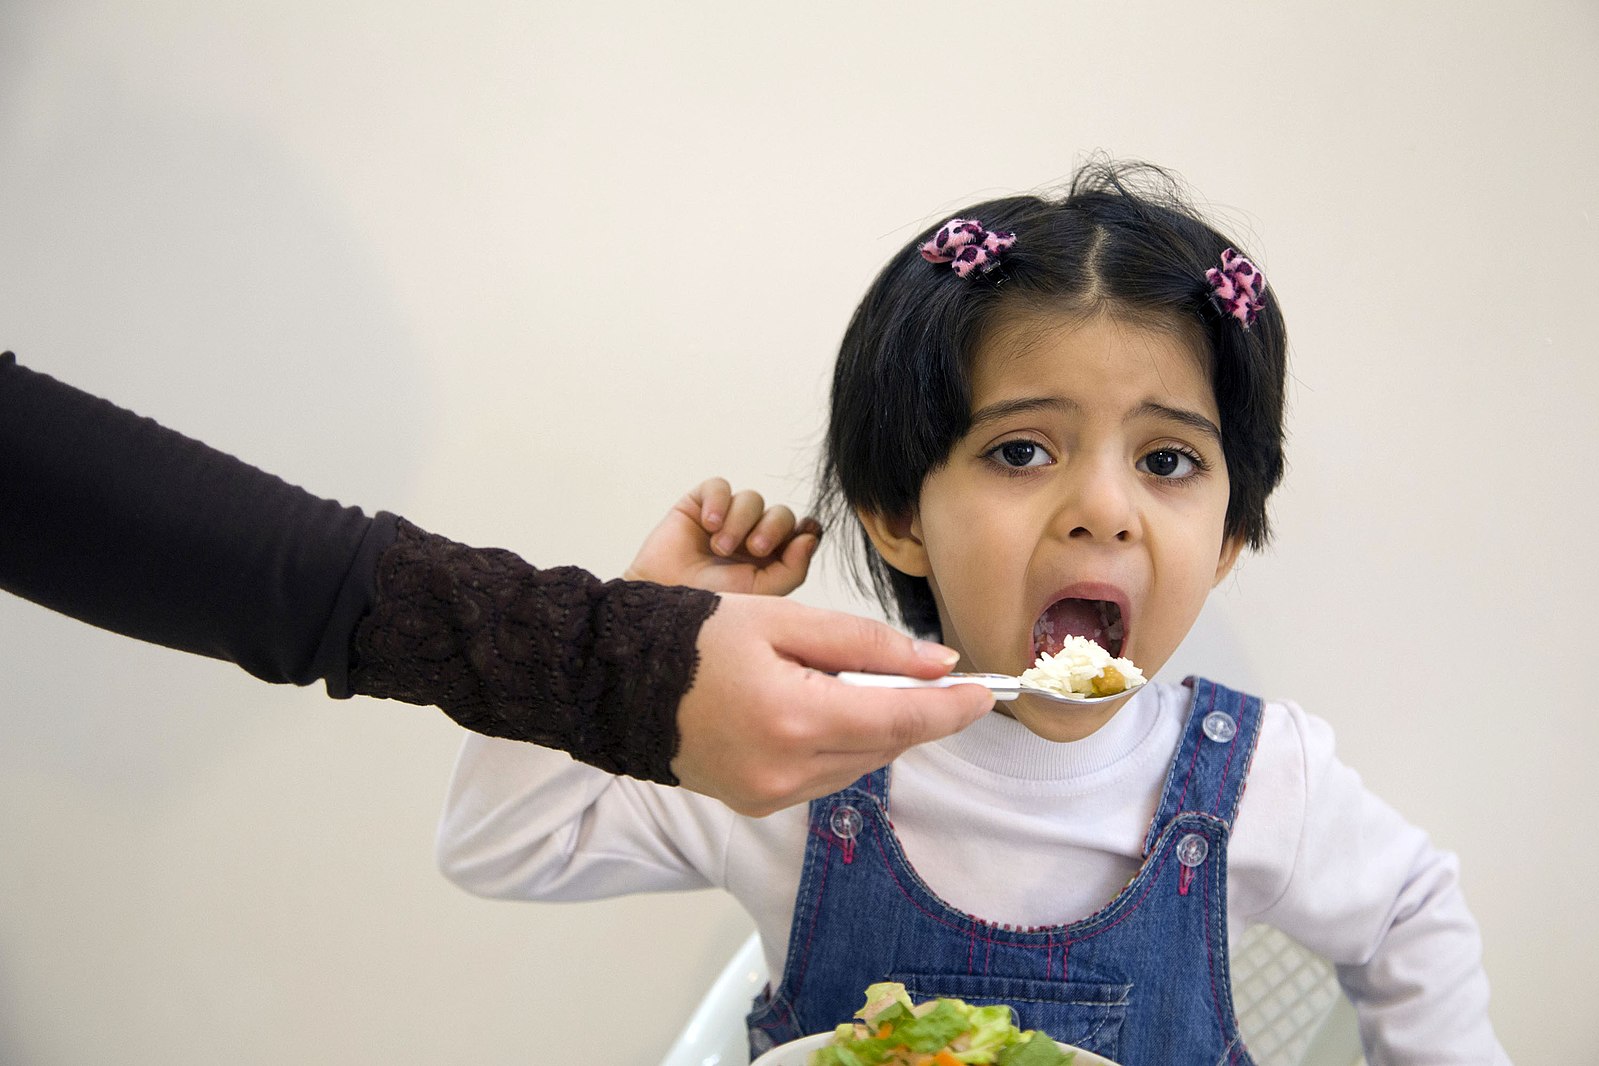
[933,1052,964,1066]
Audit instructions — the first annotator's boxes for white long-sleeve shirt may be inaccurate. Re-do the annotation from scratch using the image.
[436,680,1508,1064]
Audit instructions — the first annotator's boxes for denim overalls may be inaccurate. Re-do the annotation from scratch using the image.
[747,678,1263,1065]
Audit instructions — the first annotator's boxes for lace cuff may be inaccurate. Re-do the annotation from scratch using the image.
[348,519,719,784]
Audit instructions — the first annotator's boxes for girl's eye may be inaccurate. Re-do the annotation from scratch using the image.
[1139,448,1201,479]
[990,440,1052,469]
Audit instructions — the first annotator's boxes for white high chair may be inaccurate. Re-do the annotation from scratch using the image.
[656,932,768,1066]
[658,927,1364,1066]
[1231,924,1365,1066]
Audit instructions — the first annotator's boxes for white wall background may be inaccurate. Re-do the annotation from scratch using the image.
[2,2,1594,1062]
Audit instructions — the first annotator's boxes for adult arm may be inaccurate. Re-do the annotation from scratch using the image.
[0,350,714,777]
[0,350,392,689]
[2,352,991,801]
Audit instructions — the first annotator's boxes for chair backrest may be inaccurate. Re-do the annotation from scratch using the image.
[657,932,768,1066]
[1231,924,1365,1066]
[660,926,1364,1066]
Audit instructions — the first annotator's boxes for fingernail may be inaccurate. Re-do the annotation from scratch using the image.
[913,640,961,666]
[748,537,768,555]
[714,536,735,555]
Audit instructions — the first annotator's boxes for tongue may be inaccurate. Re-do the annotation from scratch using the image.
[1033,599,1111,657]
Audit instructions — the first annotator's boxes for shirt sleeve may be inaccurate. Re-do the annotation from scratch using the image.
[1240,701,1510,1065]
[435,732,735,900]
[0,350,395,692]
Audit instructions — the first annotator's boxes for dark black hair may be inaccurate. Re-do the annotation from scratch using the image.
[816,160,1289,637]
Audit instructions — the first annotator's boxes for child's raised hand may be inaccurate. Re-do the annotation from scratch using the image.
[624,477,821,597]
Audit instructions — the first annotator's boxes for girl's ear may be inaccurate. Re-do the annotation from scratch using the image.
[856,507,931,577]
[1212,535,1246,587]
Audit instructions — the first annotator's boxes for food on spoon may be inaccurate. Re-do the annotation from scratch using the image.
[808,982,1074,1066]
[1020,635,1145,700]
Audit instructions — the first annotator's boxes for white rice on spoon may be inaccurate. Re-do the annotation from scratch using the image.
[1020,635,1145,699]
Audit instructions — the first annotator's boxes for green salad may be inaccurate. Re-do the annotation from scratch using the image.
[807,982,1074,1066]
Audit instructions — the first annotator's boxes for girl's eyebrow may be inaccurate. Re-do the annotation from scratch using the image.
[969,396,1223,446]
[1135,401,1223,445]
[968,396,1078,429]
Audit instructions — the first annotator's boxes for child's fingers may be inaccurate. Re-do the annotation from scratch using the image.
[713,489,769,555]
[691,477,734,533]
[745,526,819,597]
[755,529,819,594]
[772,519,821,570]
[745,505,800,558]
[778,526,821,571]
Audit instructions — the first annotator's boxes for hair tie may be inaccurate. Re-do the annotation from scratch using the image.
[919,218,1016,278]
[1206,248,1267,328]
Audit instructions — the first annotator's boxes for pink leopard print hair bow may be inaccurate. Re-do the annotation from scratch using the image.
[1206,248,1267,328]
[919,218,1016,278]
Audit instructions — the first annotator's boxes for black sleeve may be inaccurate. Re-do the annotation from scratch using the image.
[346,518,718,783]
[0,350,395,693]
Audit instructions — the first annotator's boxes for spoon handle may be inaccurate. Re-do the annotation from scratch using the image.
[835,671,1022,701]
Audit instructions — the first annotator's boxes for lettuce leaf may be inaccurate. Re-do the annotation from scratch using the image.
[890,999,970,1052]
[811,983,1077,1066]
[995,1031,1075,1066]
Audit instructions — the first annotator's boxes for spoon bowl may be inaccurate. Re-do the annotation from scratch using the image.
[836,670,1144,707]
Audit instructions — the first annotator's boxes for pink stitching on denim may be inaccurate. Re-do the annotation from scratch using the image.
[876,771,892,817]
[1202,867,1242,1064]
[768,993,798,1044]
[1211,688,1248,817]
[1170,683,1218,819]
[870,826,1176,951]
[972,923,1001,967]
[1080,839,1182,944]
[790,830,835,996]
[1048,933,1074,984]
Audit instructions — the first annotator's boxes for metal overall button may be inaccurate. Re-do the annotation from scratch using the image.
[1176,833,1209,868]
[1202,710,1238,743]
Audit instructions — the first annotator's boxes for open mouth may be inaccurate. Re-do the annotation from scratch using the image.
[1032,598,1126,659]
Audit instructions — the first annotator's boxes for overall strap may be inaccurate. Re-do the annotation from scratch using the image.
[802,764,892,853]
[1142,677,1265,857]
[853,764,891,812]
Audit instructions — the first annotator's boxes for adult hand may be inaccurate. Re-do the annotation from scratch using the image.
[672,592,994,816]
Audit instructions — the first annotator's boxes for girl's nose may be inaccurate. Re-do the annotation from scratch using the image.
[1050,457,1138,543]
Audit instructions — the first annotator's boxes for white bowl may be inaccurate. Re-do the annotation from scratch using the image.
[749,1031,1118,1065]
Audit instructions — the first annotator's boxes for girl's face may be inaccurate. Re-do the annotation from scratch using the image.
[862,312,1242,742]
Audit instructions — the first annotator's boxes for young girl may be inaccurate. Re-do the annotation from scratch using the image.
[435,162,1508,1063]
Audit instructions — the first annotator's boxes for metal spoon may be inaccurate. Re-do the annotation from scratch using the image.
[836,670,1144,706]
